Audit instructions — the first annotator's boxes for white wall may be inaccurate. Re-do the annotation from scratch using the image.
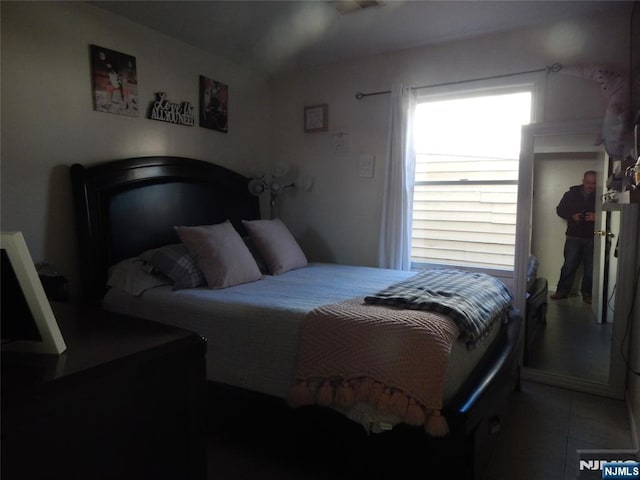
[269,7,630,267]
[1,1,272,297]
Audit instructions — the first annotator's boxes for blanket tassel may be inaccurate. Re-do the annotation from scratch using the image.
[316,380,335,406]
[289,378,448,436]
[369,381,384,404]
[287,381,314,407]
[425,409,449,437]
[389,391,409,418]
[336,381,355,408]
[376,388,393,414]
[354,377,374,402]
[404,398,426,426]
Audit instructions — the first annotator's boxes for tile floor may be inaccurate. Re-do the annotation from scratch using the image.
[526,294,612,383]
[484,381,634,480]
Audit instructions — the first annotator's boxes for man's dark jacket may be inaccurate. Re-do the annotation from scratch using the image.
[556,185,596,238]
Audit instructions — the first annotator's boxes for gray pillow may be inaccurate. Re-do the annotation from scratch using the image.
[242,218,308,275]
[139,243,205,290]
[175,221,263,289]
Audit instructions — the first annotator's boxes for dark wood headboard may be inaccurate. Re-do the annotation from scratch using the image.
[70,156,260,303]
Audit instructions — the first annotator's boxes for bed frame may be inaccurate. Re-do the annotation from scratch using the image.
[70,156,522,479]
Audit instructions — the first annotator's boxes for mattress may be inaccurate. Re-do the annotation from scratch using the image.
[102,263,500,404]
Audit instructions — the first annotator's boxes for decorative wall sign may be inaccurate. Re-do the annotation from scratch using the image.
[148,92,195,126]
[90,45,138,117]
[199,76,228,133]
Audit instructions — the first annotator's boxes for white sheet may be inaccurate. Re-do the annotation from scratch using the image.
[102,263,499,403]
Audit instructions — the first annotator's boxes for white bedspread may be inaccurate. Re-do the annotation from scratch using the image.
[102,263,498,403]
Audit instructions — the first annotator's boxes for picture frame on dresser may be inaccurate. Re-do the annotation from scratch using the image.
[1,231,66,354]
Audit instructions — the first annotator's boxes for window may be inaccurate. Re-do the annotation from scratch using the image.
[412,88,533,272]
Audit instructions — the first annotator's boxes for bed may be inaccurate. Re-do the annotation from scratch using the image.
[70,156,522,479]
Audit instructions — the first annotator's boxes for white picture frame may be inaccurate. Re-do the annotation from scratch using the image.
[1,231,66,354]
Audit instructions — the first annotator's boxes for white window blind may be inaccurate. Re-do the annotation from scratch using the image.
[412,90,532,271]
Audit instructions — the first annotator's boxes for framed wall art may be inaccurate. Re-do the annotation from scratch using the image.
[199,75,228,133]
[304,104,328,133]
[90,44,138,117]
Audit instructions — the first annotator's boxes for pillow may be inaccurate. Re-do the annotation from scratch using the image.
[139,243,206,290]
[107,257,172,296]
[241,218,308,275]
[175,221,263,289]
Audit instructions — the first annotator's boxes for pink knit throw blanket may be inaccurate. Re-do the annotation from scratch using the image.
[288,298,460,436]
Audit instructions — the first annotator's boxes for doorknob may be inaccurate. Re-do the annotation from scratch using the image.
[594,230,615,238]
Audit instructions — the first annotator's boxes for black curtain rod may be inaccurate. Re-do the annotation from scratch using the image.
[354,63,563,100]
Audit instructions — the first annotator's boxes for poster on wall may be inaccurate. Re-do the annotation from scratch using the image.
[199,75,228,133]
[90,45,138,117]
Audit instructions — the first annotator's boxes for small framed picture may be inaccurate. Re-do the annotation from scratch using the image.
[1,231,66,355]
[304,104,328,133]
[90,45,138,117]
[200,75,228,133]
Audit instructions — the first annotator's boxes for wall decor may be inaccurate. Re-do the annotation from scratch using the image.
[199,76,228,133]
[304,104,328,133]
[148,92,195,126]
[90,44,138,117]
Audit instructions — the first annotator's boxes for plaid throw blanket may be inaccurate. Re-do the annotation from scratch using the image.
[364,269,512,347]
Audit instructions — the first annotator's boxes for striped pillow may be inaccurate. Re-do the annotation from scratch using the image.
[139,243,206,290]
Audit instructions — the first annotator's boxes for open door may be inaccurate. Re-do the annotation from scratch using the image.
[590,153,606,323]
[596,208,620,324]
[591,153,617,324]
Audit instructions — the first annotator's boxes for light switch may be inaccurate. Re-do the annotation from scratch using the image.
[333,132,349,153]
[358,154,375,178]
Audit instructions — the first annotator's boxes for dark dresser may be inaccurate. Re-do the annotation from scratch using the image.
[1,303,207,480]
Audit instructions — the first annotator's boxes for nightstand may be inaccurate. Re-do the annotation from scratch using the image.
[1,303,207,480]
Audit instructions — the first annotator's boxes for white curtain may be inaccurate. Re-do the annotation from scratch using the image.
[378,84,416,270]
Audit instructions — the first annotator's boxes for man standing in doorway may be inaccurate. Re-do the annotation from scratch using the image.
[550,170,597,304]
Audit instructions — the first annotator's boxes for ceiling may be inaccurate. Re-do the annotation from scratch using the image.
[91,0,631,75]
